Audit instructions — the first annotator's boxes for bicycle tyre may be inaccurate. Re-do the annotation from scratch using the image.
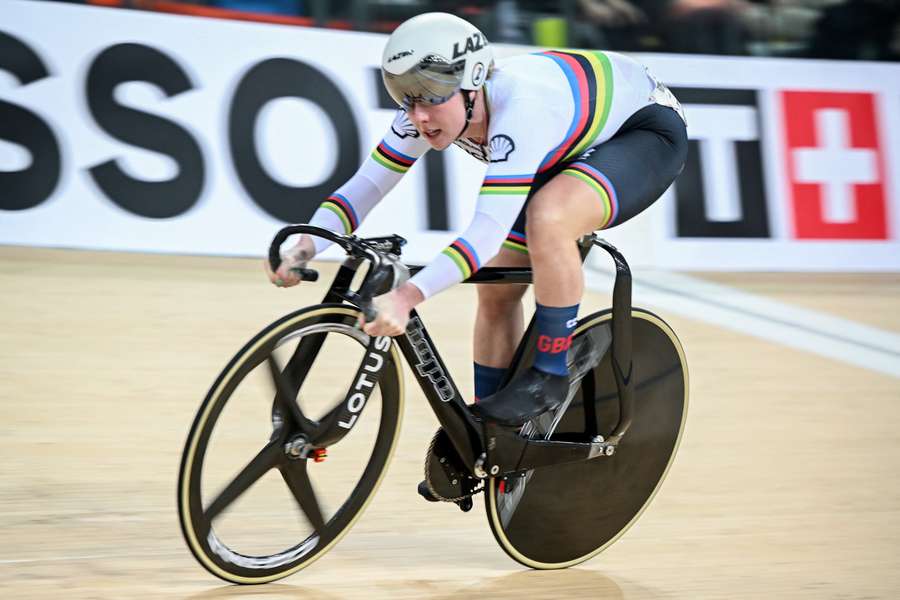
[485,308,688,568]
[178,304,404,584]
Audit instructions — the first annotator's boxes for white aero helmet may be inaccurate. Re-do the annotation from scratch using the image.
[381,12,493,109]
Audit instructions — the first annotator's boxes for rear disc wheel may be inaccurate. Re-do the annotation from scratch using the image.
[486,309,688,568]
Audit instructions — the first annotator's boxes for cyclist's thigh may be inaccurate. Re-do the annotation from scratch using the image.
[557,103,688,230]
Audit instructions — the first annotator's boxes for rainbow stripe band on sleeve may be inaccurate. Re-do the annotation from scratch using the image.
[561,162,619,229]
[502,230,528,254]
[480,175,534,196]
[442,238,481,279]
[536,50,613,173]
[321,193,359,234]
[371,140,415,173]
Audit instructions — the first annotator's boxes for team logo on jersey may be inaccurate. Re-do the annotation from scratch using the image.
[391,112,420,139]
[489,134,515,163]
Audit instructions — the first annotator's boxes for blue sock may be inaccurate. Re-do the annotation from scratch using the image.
[473,362,506,403]
[533,303,578,376]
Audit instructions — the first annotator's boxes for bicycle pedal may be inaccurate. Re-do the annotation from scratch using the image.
[416,480,440,503]
[455,497,473,512]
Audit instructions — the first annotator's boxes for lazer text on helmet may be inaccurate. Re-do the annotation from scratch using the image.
[452,33,486,60]
[387,50,413,63]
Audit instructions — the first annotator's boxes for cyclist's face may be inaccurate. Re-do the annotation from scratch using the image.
[405,92,464,150]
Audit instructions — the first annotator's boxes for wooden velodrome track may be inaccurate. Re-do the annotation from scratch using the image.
[1,245,898,599]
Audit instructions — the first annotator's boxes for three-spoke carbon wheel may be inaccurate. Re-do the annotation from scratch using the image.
[486,308,688,569]
[178,305,404,584]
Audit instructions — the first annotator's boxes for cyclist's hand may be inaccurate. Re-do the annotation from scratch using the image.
[361,292,409,337]
[360,284,424,337]
[266,235,315,288]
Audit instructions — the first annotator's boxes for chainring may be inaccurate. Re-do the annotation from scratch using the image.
[423,428,483,503]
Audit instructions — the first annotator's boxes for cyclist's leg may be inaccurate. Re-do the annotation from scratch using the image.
[475,103,688,426]
[528,103,688,306]
[473,247,530,401]
[421,247,530,502]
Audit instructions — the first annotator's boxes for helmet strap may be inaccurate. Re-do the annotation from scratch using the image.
[464,91,475,122]
[455,90,476,140]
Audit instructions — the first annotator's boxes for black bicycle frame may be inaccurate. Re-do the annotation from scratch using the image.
[271,226,635,478]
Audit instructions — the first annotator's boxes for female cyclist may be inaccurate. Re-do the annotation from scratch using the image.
[267,12,688,428]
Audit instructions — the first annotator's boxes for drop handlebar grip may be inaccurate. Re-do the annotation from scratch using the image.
[290,267,319,282]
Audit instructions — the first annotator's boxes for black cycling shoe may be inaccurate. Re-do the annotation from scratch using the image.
[470,367,569,427]
[417,479,440,502]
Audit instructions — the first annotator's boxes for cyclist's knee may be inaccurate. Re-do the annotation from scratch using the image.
[474,246,529,315]
[525,202,574,257]
[526,192,568,236]
[477,283,527,317]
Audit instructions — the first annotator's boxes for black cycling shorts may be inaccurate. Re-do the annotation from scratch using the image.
[502,103,688,254]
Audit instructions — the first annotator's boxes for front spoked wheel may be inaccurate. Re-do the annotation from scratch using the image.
[178,305,404,584]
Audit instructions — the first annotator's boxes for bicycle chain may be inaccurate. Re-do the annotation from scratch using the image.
[423,429,483,503]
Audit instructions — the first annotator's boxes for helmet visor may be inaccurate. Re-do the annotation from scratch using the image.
[383,56,465,108]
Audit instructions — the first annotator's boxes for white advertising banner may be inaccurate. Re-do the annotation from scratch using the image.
[2,0,899,270]
[643,53,900,271]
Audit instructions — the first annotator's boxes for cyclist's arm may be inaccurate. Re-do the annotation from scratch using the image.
[408,98,563,299]
[305,110,430,254]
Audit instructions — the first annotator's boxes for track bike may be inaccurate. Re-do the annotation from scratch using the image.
[178,224,688,584]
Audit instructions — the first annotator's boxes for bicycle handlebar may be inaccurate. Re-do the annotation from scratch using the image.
[267,225,350,279]
[268,225,407,322]
[287,267,320,282]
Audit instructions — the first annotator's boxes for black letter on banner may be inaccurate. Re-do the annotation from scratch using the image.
[669,88,770,238]
[86,43,204,218]
[372,67,449,231]
[0,32,62,211]
[229,59,359,223]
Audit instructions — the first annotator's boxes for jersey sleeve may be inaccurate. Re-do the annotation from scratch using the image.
[307,110,430,254]
[408,98,565,299]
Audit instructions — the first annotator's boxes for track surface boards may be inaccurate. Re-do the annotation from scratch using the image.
[1,247,899,599]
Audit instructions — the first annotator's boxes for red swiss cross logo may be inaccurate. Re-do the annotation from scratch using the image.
[782,91,889,240]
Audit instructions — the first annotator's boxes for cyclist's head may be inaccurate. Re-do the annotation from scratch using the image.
[381,13,493,111]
